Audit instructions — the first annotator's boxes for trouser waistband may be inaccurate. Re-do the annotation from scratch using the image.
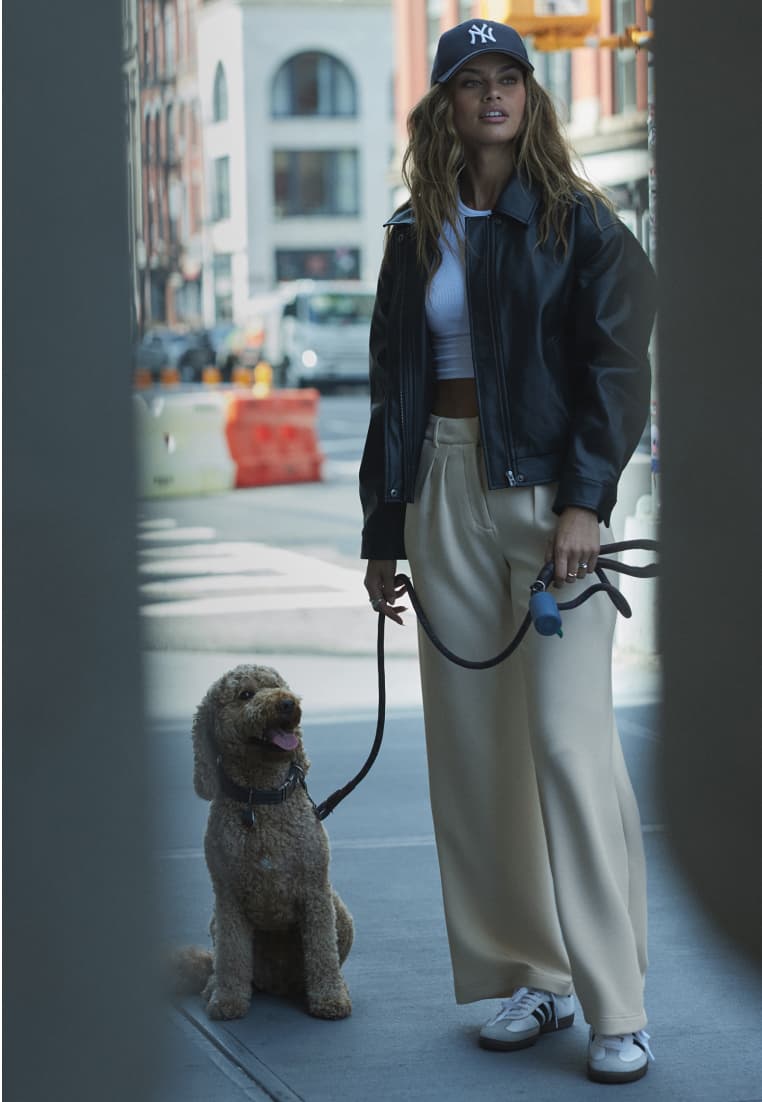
[424,414,481,446]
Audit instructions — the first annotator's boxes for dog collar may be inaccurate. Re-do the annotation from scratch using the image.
[215,758,310,826]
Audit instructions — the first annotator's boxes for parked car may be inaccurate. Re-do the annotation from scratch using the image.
[135,327,215,382]
[211,318,266,380]
[206,323,237,380]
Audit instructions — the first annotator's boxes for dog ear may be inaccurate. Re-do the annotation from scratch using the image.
[191,689,220,801]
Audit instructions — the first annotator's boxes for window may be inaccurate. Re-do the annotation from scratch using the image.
[152,5,159,80]
[273,150,359,217]
[612,0,638,114]
[168,179,182,244]
[213,62,229,122]
[177,0,186,62]
[164,5,176,77]
[213,253,233,321]
[165,104,175,162]
[142,5,152,81]
[528,46,572,122]
[212,156,231,221]
[275,248,361,282]
[154,115,164,240]
[272,52,357,117]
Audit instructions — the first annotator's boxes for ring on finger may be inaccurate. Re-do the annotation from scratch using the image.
[566,572,577,580]
[577,560,589,570]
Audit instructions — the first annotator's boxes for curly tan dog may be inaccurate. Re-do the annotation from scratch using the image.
[176,664,353,1021]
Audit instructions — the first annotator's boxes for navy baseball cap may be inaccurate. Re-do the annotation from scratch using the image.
[431,20,533,85]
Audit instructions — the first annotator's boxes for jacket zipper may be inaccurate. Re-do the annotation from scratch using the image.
[485,217,521,485]
[396,233,408,498]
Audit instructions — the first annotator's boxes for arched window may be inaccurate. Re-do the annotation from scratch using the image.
[212,62,228,122]
[271,52,357,118]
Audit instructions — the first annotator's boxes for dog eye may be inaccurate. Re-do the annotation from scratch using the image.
[237,690,255,701]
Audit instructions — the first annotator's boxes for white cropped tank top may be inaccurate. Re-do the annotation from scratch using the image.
[425,196,491,380]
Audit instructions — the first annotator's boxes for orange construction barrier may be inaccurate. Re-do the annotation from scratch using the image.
[232,364,253,388]
[133,367,153,390]
[160,365,181,386]
[224,390,324,488]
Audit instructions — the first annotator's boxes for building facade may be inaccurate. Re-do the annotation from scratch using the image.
[138,0,206,328]
[131,0,648,332]
[123,0,143,339]
[197,0,395,325]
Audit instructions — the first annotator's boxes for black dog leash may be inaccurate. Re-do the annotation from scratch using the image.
[315,539,658,820]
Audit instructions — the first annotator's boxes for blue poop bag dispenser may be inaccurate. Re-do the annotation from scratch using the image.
[529,582,563,637]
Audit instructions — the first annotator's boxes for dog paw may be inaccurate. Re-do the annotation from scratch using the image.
[206,990,251,1020]
[307,982,352,1020]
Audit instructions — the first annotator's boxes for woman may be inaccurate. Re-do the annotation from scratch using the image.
[359,18,658,1086]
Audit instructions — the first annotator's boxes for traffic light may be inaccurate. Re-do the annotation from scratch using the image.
[478,0,601,36]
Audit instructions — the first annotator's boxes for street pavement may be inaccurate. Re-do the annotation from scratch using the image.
[143,396,762,1102]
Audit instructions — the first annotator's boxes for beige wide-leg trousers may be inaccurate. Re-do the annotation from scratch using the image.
[403,415,648,1034]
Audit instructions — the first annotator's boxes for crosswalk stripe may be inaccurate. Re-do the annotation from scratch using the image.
[137,526,217,542]
[138,534,365,617]
[141,589,365,617]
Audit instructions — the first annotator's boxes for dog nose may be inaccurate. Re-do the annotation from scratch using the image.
[279,698,295,714]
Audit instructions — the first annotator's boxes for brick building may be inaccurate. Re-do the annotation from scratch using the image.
[123,0,142,339]
[138,0,206,328]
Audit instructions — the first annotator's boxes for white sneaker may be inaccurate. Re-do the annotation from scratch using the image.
[479,986,575,1051]
[587,1027,654,1083]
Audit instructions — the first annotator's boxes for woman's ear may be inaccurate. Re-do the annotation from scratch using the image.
[191,688,220,801]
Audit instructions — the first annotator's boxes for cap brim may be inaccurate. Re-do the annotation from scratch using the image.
[434,48,533,85]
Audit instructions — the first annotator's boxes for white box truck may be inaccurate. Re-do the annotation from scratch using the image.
[251,280,375,390]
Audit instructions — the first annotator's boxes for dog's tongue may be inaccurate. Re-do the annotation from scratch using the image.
[268,728,299,751]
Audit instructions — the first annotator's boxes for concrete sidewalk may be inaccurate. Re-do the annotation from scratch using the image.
[150,648,762,1102]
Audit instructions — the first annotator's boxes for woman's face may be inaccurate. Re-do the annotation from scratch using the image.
[450,53,527,150]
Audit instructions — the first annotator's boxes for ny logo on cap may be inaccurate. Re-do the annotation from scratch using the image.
[468,22,497,45]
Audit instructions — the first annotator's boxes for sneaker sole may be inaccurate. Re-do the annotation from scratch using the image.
[587,1060,649,1085]
[479,1013,574,1052]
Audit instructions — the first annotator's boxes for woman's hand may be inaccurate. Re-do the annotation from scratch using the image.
[363,559,408,625]
[545,507,600,586]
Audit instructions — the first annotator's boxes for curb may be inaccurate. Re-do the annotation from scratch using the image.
[174,1000,303,1102]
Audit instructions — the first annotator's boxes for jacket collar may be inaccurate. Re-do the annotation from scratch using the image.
[384,172,539,228]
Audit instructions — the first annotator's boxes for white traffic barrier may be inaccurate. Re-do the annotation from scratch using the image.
[615,493,659,655]
[134,391,236,499]
[610,451,651,542]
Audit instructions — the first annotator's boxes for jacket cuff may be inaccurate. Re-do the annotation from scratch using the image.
[361,502,407,560]
[552,475,616,528]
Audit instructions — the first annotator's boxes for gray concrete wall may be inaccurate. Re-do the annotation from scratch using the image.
[4,3,158,1099]
[656,0,762,965]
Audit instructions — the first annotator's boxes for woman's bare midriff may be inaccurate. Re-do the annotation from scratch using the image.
[432,377,480,418]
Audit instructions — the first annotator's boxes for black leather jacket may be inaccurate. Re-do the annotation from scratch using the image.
[360,173,657,560]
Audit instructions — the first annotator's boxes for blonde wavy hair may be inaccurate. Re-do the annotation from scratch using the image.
[400,70,614,278]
